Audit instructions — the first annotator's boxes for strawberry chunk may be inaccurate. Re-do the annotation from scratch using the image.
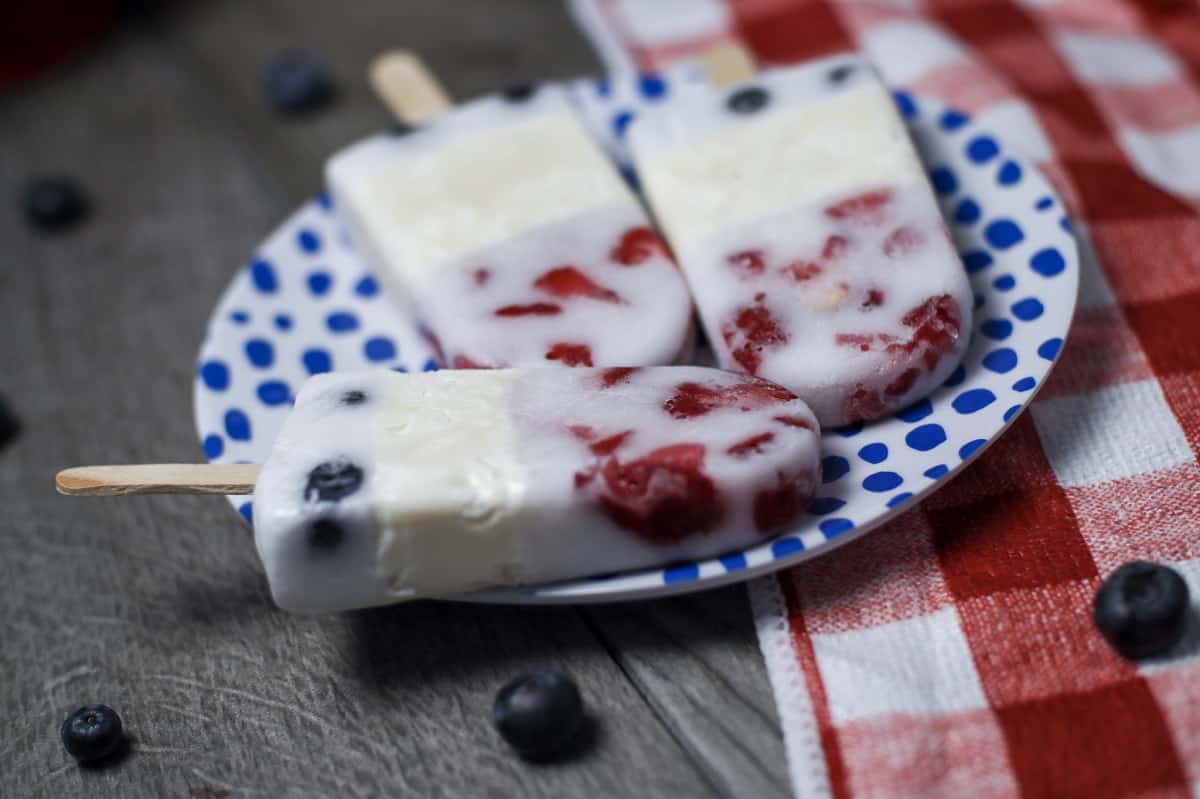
[663,379,796,419]
[782,261,822,283]
[720,297,788,376]
[495,302,562,317]
[822,234,849,261]
[824,189,893,224]
[883,225,925,257]
[534,266,621,304]
[611,226,670,266]
[862,288,886,309]
[452,355,486,369]
[472,268,490,286]
[545,342,594,367]
[753,470,816,533]
[727,249,767,278]
[598,367,639,389]
[596,443,723,543]
[727,432,775,458]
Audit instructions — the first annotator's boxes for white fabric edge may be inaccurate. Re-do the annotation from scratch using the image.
[566,0,640,76]
[748,575,834,799]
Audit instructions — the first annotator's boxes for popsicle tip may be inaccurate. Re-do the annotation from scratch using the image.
[56,467,99,495]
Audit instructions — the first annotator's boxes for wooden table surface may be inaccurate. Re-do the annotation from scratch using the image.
[1,3,791,797]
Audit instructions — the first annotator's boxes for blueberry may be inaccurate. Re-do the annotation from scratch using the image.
[61,704,124,762]
[493,669,584,759]
[23,177,89,231]
[341,390,367,406]
[726,86,769,114]
[1094,561,1190,660]
[263,52,334,115]
[502,84,537,102]
[0,393,19,450]
[304,460,363,503]
[388,122,415,137]
[828,64,856,84]
[307,518,344,551]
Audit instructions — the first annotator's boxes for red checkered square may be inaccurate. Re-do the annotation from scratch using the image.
[956,580,1135,706]
[1147,660,1200,788]
[1087,217,1200,301]
[1123,289,1200,376]
[787,509,951,635]
[729,0,853,64]
[909,61,1016,113]
[995,679,1188,797]
[1037,303,1153,401]
[929,483,1094,598]
[1067,463,1200,574]
[921,415,1058,511]
[838,710,1018,799]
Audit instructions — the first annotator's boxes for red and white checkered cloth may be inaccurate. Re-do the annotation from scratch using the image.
[570,1,1200,796]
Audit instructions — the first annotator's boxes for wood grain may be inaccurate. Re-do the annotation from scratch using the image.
[369,51,454,125]
[0,2,788,797]
[56,464,260,496]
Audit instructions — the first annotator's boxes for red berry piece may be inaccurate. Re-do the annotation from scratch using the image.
[473,268,491,286]
[611,226,670,266]
[883,225,925,257]
[753,471,816,532]
[726,249,767,278]
[663,379,795,419]
[545,342,594,367]
[720,298,788,375]
[773,414,814,430]
[726,432,775,458]
[822,234,849,261]
[861,288,886,309]
[824,189,893,225]
[495,302,562,317]
[453,355,487,369]
[596,443,723,544]
[597,367,639,389]
[903,294,961,371]
[781,261,822,283]
[534,267,621,304]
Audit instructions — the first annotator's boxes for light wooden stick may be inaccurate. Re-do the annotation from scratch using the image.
[368,50,454,125]
[56,464,260,497]
[702,41,758,88]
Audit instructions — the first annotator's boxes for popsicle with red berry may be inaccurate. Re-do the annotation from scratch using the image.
[326,52,694,370]
[57,367,820,612]
[628,46,971,426]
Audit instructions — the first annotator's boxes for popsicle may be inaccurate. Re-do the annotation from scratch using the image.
[627,50,972,426]
[326,53,694,370]
[58,367,820,612]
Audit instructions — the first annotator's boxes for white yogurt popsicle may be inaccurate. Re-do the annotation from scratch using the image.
[326,85,694,370]
[628,54,972,426]
[253,367,820,612]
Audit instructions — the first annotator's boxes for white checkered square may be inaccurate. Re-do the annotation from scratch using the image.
[1031,378,1193,488]
[813,607,988,724]
[613,0,730,45]
[1055,31,1180,87]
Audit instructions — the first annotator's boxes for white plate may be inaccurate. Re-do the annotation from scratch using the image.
[194,69,1079,604]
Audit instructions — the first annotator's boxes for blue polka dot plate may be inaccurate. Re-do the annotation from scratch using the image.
[194,70,1078,604]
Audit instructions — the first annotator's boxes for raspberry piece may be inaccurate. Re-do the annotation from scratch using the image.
[720,300,788,375]
[598,367,639,388]
[862,288,886,309]
[663,379,795,419]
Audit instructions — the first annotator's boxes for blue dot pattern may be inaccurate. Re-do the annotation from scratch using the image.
[245,339,274,369]
[194,83,1078,601]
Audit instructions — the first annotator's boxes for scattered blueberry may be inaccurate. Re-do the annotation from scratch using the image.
[304,460,363,503]
[23,177,89,231]
[307,518,344,551]
[1094,561,1190,660]
[0,394,20,450]
[727,86,769,114]
[502,84,537,102]
[493,669,584,759]
[342,390,367,406]
[263,52,334,115]
[61,704,123,763]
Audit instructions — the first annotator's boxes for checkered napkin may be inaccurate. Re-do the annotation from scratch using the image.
[570,1,1200,796]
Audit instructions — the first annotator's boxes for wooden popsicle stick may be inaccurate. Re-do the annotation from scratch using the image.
[702,41,758,88]
[368,50,454,125]
[56,464,260,497]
